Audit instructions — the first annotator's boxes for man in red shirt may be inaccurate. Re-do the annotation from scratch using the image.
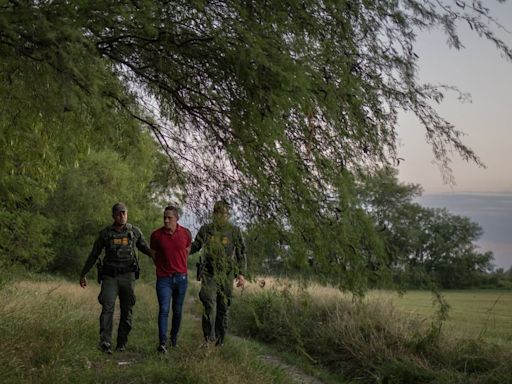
[150,205,192,352]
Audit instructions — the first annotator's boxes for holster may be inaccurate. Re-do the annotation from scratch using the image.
[96,261,103,284]
[101,263,138,278]
[196,257,206,281]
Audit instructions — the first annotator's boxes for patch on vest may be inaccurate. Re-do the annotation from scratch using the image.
[112,237,129,245]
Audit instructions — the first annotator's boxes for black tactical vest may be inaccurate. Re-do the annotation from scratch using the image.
[103,224,135,265]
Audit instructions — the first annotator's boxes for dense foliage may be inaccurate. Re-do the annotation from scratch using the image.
[1,1,510,288]
[357,167,494,289]
[0,9,179,271]
[232,287,512,384]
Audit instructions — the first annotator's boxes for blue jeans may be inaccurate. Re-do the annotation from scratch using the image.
[156,274,188,345]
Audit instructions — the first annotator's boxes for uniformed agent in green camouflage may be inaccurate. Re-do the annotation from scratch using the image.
[79,202,154,354]
[190,200,247,346]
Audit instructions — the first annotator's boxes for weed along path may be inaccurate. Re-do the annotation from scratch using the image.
[10,277,512,383]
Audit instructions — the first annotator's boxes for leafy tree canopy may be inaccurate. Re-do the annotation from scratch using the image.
[1,1,510,288]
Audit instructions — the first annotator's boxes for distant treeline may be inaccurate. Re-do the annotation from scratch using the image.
[244,167,504,291]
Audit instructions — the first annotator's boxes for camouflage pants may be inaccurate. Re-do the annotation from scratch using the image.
[198,274,233,343]
[98,272,136,346]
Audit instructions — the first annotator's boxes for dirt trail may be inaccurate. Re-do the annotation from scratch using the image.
[232,335,325,384]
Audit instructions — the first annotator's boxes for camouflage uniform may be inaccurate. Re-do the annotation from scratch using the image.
[80,223,152,349]
[190,220,246,345]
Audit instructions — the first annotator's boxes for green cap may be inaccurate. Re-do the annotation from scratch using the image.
[213,200,229,214]
[112,202,127,215]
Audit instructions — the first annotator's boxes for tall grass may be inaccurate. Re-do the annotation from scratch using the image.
[241,277,512,344]
[0,274,297,384]
[371,290,512,345]
[232,279,512,383]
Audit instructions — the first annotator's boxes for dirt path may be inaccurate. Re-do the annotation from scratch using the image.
[228,335,325,384]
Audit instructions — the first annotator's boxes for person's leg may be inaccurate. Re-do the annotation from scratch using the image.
[215,280,232,346]
[170,274,188,346]
[117,272,136,348]
[198,274,217,342]
[98,275,118,351]
[156,276,172,346]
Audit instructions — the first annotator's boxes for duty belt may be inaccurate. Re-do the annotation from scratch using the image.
[102,264,137,277]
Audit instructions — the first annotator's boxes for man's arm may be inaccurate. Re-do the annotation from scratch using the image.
[234,227,247,287]
[149,230,157,264]
[185,228,192,255]
[190,226,205,254]
[135,228,153,258]
[79,232,104,287]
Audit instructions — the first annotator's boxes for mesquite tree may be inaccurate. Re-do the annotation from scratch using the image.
[1,1,509,289]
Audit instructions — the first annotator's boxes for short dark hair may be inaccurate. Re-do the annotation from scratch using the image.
[164,205,180,219]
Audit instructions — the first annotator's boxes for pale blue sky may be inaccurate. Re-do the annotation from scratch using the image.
[397,1,512,269]
[418,193,512,270]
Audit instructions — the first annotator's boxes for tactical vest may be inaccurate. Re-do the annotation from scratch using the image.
[102,224,136,265]
[203,225,238,275]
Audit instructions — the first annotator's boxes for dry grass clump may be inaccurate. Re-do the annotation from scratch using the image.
[242,275,347,304]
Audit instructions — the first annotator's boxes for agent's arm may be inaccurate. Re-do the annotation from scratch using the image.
[234,227,247,288]
[80,232,104,288]
[190,226,206,254]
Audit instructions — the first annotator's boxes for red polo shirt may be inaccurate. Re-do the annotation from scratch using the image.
[150,224,192,278]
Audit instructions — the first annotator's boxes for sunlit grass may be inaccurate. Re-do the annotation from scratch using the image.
[3,273,510,383]
[233,278,512,383]
[241,276,512,346]
[371,290,512,346]
[0,275,297,384]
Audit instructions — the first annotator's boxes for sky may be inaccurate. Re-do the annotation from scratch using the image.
[396,1,512,269]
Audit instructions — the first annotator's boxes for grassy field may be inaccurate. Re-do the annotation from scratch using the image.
[240,277,512,346]
[2,273,511,383]
[0,275,303,384]
[233,278,512,383]
[372,290,512,346]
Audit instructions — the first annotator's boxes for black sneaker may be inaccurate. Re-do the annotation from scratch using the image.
[99,342,112,354]
[215,338,224,347]
[157,343,168,354]
[170,338,177,347]
[115,344,126,352]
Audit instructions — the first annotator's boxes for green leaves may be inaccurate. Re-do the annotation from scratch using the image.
[0,5,179,272]
[1,1,508,288]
